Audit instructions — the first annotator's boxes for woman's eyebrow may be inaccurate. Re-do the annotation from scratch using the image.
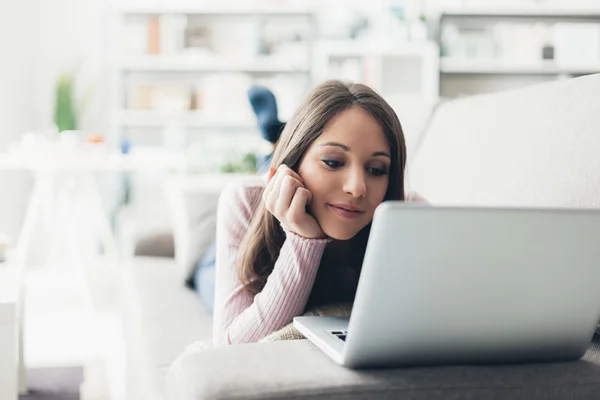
[320,141,350,151]
[320,142,391,159]
[372,151,391,159]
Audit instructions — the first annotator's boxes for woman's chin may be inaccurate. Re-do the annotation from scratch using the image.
[322,227,359,241]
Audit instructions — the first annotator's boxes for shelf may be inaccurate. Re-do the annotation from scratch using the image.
[0,149,188,172]
[440,8,600,21]
[165,173,259,193]
[108,4,317,148]
[315,40,438,57]
[115,111,258,130]
[114,5,314,17]
[114,56,310,73]
[440,59,600,75]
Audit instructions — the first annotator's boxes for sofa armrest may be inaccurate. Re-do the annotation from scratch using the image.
[167,339,600,400]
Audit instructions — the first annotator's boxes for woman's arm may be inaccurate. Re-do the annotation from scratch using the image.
[212,182,329,346]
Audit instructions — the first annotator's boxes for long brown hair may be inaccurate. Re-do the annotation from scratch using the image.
[238,80,407,294]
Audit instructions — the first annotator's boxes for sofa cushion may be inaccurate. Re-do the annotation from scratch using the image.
[167,336,600,400]
[166,188,220,285]
[409,74,600,208]
[164,175,255,285]
[121,256,213,400]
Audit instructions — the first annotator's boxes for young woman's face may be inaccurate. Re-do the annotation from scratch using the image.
[298,106,391,240]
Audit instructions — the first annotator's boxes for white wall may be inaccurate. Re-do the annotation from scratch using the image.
[0,0,110,244]
[0,0,37,242]
[30,0,109,134]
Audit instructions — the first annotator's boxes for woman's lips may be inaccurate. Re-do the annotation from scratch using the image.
[328,204,365,220]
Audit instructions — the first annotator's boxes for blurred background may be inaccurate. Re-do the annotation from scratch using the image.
[2,0,600,398]
[3,0,600,249]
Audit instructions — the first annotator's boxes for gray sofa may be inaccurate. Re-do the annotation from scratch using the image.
[125,73,600,399]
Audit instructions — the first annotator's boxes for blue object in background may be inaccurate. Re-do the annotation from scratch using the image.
[193,241,217,313]
[120,138,131,154]
[248,85,285,144]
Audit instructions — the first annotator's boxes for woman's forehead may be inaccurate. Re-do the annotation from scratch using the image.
[313,108,388,150]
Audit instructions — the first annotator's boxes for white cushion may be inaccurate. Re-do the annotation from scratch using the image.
[121,257,213,400]
[164,174,257,284]
[409,74,600,209]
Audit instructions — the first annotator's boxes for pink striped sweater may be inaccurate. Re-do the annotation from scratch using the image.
[212,178,424,346]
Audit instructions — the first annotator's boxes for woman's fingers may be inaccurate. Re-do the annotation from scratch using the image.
[274,175,303,217]
[263,165,303,206]
[264,165,303,217]
[265,167,276,183]
[274,164,303,185]
[262,168,282,206]
[288,187,311,227]
[263,167,325,239]
[283,166,304,185]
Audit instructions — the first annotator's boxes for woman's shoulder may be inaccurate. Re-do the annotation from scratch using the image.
[219,176,265,222]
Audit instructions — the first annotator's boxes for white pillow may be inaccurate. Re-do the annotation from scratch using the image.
[164,174,256,284]
[164,181,220,284]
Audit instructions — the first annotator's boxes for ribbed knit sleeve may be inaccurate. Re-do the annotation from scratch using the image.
[212,179,329,346]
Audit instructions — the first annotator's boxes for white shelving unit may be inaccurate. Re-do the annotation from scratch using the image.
[115,56,311,73]
[313,40,439,102]
[114,5,314,17]
[440,59,600,75]
[107,5,317,149]
[436,8,600,97]
[440,8,600,21]
[114,110,256,130]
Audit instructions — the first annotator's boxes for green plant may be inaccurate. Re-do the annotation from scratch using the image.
[220,152,258,173]
[54,72,78,132]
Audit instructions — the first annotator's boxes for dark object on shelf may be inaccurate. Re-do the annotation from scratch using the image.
[184,20,211,50]
[542,45,555,60]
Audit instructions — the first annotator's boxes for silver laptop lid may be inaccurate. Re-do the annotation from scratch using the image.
[344,203,600,368]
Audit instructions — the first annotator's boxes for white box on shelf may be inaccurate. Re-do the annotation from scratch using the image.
[554,23,600,66]
[313,40,439,101]
[159,14,188,55]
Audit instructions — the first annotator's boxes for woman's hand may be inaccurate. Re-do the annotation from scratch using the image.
[263,165,326,239]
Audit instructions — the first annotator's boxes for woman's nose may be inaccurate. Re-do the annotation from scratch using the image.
[343,169,367,198]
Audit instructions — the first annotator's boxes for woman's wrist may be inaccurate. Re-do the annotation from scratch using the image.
[282,227,331,243]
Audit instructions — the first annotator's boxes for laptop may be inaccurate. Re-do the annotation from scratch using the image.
[294,202,600,369]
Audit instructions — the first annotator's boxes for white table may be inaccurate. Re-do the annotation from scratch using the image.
[0,149,254,398]
[0,149,186,398]
[0,149,187,263]
[0,149,186,397]
[0,263,26,400]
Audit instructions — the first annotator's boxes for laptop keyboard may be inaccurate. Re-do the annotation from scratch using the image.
[331,330,348,342]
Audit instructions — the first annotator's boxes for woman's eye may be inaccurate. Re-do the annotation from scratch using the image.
[322,159,343,169]
[367,167,388,176]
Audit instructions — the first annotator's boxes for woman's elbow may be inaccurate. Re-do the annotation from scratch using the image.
[213,335,229,348]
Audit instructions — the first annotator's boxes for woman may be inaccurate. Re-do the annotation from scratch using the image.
[213,80,424,346]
